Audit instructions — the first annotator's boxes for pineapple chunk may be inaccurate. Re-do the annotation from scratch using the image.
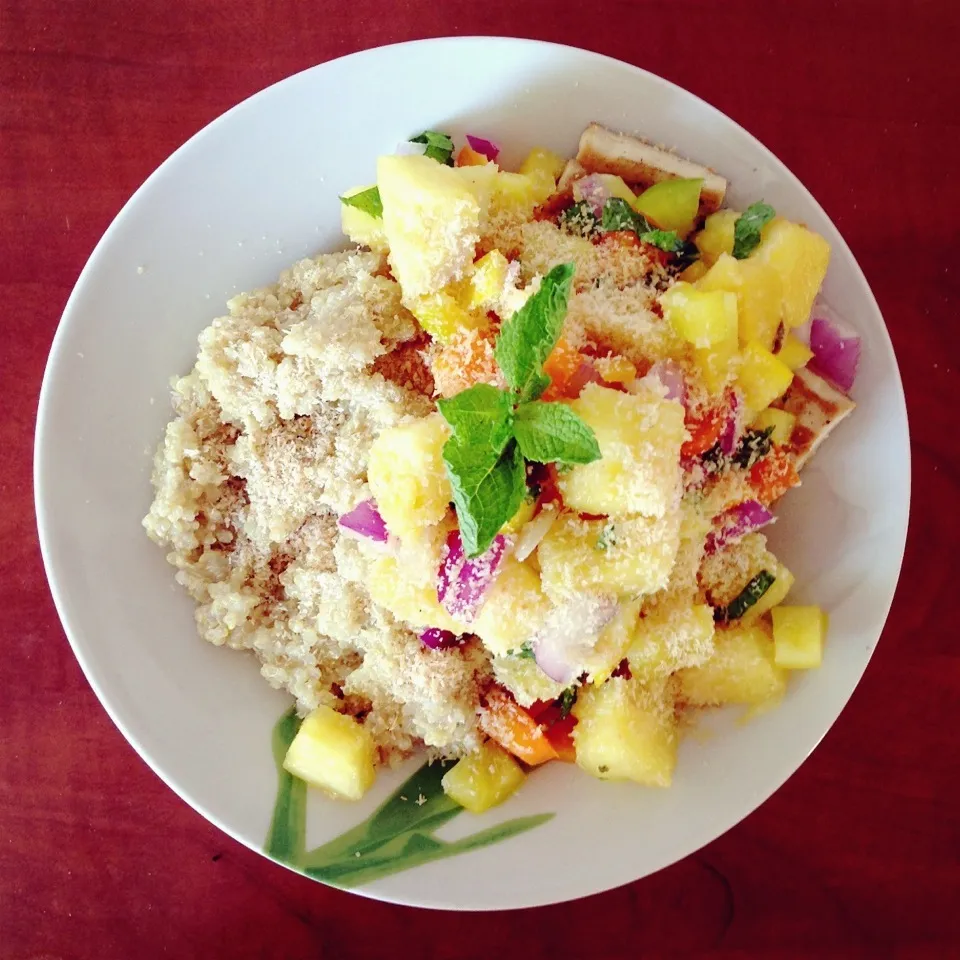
[594,355,637,385]
[677,622,786,707]
[776,333,814,371]
[538,511,681,600]
[678,260,709,283]
[751,408,796,446]
[366,553,464,634]
[629,602,715,682]
[738,340,794,413]
[693,209,740,265]
[441,740,525,813]
[697,253,783,350]
[582,598,643,684]
[772,605,827,669]
[576,173,635,206]
[377,155,486,299]
[490,171,541,220]
[283,705,376,801]
[469,249,510,308]
[660,283,738,348]
[367,413,451,539]
[340,186,388,252]
[572,676,678,786]
[407,289,489,341]
[633,177,703,235]
[471,557,551,656]
[751,219,830,329]
[558,383,685,519]
[492,653,567,707]
[519,147,565,201]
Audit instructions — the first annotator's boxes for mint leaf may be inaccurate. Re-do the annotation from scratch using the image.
[639,228,684,253]
[437,384,514,456]
[411,131,455,166]
[514,401,601,466]
[443,438,527,557]
[340,187,383,219]
[495,263,575,403]
[561,200,599,237]
[732,201,776,259]
[601,197,648,234]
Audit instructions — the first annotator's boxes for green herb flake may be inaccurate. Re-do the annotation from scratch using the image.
[515,642,537,660]
[715,570,776,622]
[732,201,776,259]
[638,228,684,253]
[595,522,617,552]
[561,200,599,237]
[732,426,775,469]
[601,197,647,234]
[410,131,455,166]
[339,187,383,219]
[557,688,578,719]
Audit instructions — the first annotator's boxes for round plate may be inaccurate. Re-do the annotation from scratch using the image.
[35,37,909,910]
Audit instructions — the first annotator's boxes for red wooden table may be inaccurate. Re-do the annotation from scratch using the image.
[2,1,958,956]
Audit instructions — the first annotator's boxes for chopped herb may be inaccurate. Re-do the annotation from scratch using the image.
[515,642,537,660]
[638,228,684,253]
[714,570,776,622]
[732,201,776,259]
[601,197,647,233]
[598,765,609,774]
[700,442,727,475]
[339,187,383,219]
[672,238,700,270]
[595,522,617,551]
[410,130,455,166]
[732,426,775,469]
[561,200,599,237]
[557,688,577,719]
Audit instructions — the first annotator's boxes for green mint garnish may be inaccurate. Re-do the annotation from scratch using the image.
[715,570,776,622]
[557,687,577,719]
[599,198,684,254]
[638,228,684,253]
[514,401,601,465]
[561,200,599,237]
[410,131,455,166]
[732,426,775,469]
[339,187,383,219]
[732,201,776,259]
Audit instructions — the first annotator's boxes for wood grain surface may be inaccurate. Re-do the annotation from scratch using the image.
[2,1,958,956]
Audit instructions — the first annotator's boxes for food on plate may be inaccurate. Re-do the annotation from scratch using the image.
[144,123,858,810]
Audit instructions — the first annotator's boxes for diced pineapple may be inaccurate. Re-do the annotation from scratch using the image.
[468,249,510,308]
[777,333,814,371]
[594,355,637,385]
[441,740,525,813]
[538,511,681,600]
[633,177,703,235]
[772,605,827,669]
[490,171,541,219]
[283,705,376,801]
[697,253,783,350]
[582,598,643,684]
[492,653,567,707]
[340,186,388,252]
[693,209,740,265]
[519,147,565,201]
[678,259,709,283]
[471,557,551,656]
[407,289,489,341]
[738,340,794,413]
[367,414,451,539]
[572,676,678,786]
[751,218,830,329]
[558,383,685,519]
[677,622,786,707]
[576,173,635,206]
[751,407,797,446]
[377,155,486,299]
[366,553,464,634]
[628,602,715,682]
[660,283,738,348]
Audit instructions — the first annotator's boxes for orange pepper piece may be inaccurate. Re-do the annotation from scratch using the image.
[456,145,490,167]
[480,688,558,766]
[542,337,584,401]
[682,404,726,457]
[546,715,578,763]
[749,449,800,505]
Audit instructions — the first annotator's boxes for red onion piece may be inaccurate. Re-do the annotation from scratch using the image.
[573,174,612,217]
[437,530,508,623]
[566,361,604,397]
[718,391,743,457]
[420,628,459,650]
[533,595,619,685]
[704,500,775,555]
[395,141,429,156]
[465,135,500,162]
[808,316,861,394]
[640,360,688,405]
[338,499,389,542]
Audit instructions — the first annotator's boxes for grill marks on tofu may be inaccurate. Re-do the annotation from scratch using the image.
[777,368,856,470]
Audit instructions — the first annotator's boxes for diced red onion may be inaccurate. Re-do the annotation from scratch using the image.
[514,506,558,562]
[808,316,861,394]
[420,628,460,650]
[704,500,775,555]
[396,141,429,156]
[437,530,508,623]
[533,595,619,685]
[718,390,743,457]
[566,361,604,396]
[466,135,499,162]
[639,360,688,405]
[573,174,612,217]
[338,499,389,542]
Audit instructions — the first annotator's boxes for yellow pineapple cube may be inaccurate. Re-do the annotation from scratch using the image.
[468,249,510,308]
[772,605,827,669]
[407,289,489,341]
[367,413,452,539]
[594,355,637,385]
[693,336,740,395]
[751,218,830,329]
[776,333,814,371]
[365,553,464,634]
[633,177,702,235]
[738,340,794,412]
[377,155,486,299]
[628,602,715,682]
[678,259,708,283]
[660,283,738,348]
[490,171,541,219]
[519,147,565,201]
[677,622,786,706]
[751,407,797,445]
[340,185,388,252]
[441,741,525,813]
[283,705,376,801]
[572,676,678,786]
[558,383,685,519]
[697,253,783,350]
[538,511,681,600]
[582,598,643,684]
[492,653,567,707]
[693,209,740,265]
[472,557,551,656]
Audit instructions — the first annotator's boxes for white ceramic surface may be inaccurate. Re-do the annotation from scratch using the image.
[35,37,910,910]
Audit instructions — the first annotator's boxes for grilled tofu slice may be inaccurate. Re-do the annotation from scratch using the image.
[777,367,856,470]
[576,123,727,215]
[557,157,587,192]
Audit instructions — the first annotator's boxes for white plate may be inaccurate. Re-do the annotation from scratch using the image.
[35,37,910,910]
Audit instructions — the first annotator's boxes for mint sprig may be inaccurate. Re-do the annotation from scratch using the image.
[439,263,601,557]
[732,201,776,259]
[340,187,383,219]
[411,131,455,166]
[599,198,685,253]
